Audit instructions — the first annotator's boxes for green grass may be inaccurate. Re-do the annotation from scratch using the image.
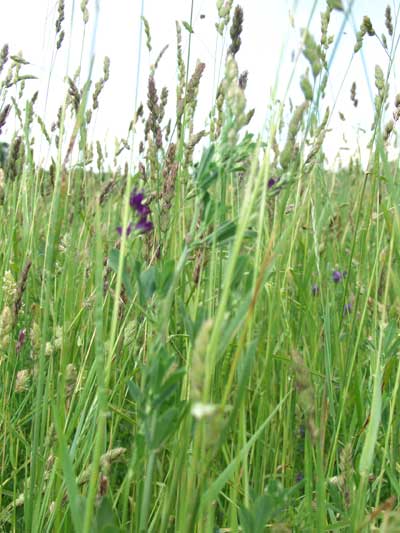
[1,1,400,531]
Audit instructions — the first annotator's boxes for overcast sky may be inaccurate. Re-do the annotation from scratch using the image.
[2,1,399,167]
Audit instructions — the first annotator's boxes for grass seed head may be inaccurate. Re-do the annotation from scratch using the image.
[151,44,169,77]
[300,71,313,101]
[13,260,31,322]
[238,70,248,90]
[291,351,318,442]
[56,0,65,34]
[0,305,12,350]
[146,75,159,133]
[65,363,77,400]
[302,29,322,78]
[228,5,244,57]
[375,65,385,93]
[186,61,206,108]
[0,44,9,74]
[81,0,89,24]
[158,86,168,122]
[216,0,234,35]
[362,16,375,37]
[339,443,353,507]
[328,0,344,10]
[45,342,54,357]
[92,57,111,110]
[141,16,152,52]
[16,328,26,353]
[56,30,65,50]
[383,119,394,141]
[385,6,393,36]
[320,6,331,50]
[2,270,17,306]
[280,101,308,170]
[15,369,30,393]
[30,321,41,358]
[0,104,11,134]
[190,319,213,401]
[350,82,358,107]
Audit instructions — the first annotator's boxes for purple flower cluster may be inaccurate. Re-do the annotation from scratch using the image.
[343,303,352,315]
[117,189,153,236]
[311,268,353,317]
[311,284,319,296]
[332,270,347,283]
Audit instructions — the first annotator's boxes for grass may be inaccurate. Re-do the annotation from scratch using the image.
[1,1,400,531]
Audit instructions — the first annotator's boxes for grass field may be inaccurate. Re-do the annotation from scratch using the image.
[1,1,400,531]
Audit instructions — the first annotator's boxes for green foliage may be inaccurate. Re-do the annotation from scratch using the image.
[238,481,289,533]
[2,3,400,532]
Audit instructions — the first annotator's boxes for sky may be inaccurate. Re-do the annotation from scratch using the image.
[2,0,399,168]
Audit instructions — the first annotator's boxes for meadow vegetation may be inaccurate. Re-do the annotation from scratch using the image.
[1,1,400,531]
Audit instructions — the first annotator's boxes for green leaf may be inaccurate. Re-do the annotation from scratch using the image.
[10,55,30,64]
[359,364,382,475]
[204,220,237,244]
[133,262,156,304]
[95,497,120,532]
[231,255,252,290]
[156,260,175,297]
[198,166,218,191]
[218,292,252,359]
[99,527,120,533]
[152,384,179,410]
[182,20,194,33]
[96,497,116,524]
[140,266,157,301]
[238,507,254,533]
[253,494,273,532]
[8,75,38,86]
[239,482,287,533]
[150,406,179,449]
[128,380,143,403]
[202,394,289,507]
[179,299,194,341]
[52,403,85,532]
[195,144,216,190]
[382,356,397,392]
[203,221,257,246]
[108,248,133,299]
[218,340,257,447]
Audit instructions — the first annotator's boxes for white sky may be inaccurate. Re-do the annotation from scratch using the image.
[2,0,400,168]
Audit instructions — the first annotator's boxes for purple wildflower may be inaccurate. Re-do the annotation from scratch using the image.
[130,189,151,216]
[117,187,153,236]
[311,284,319,296]
[332,270,343,283]
[268,177,277,188]
[343,303,352,315]
[129,190,145,211]
[295,472,304,483]
[135,217,153,234]
[137,204,151,217]
[130,189,152,227]
[117,223,133,236]
[16,328,26,353]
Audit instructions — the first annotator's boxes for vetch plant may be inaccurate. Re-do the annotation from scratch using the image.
[2,2,400,532]
[116,188,153,236]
